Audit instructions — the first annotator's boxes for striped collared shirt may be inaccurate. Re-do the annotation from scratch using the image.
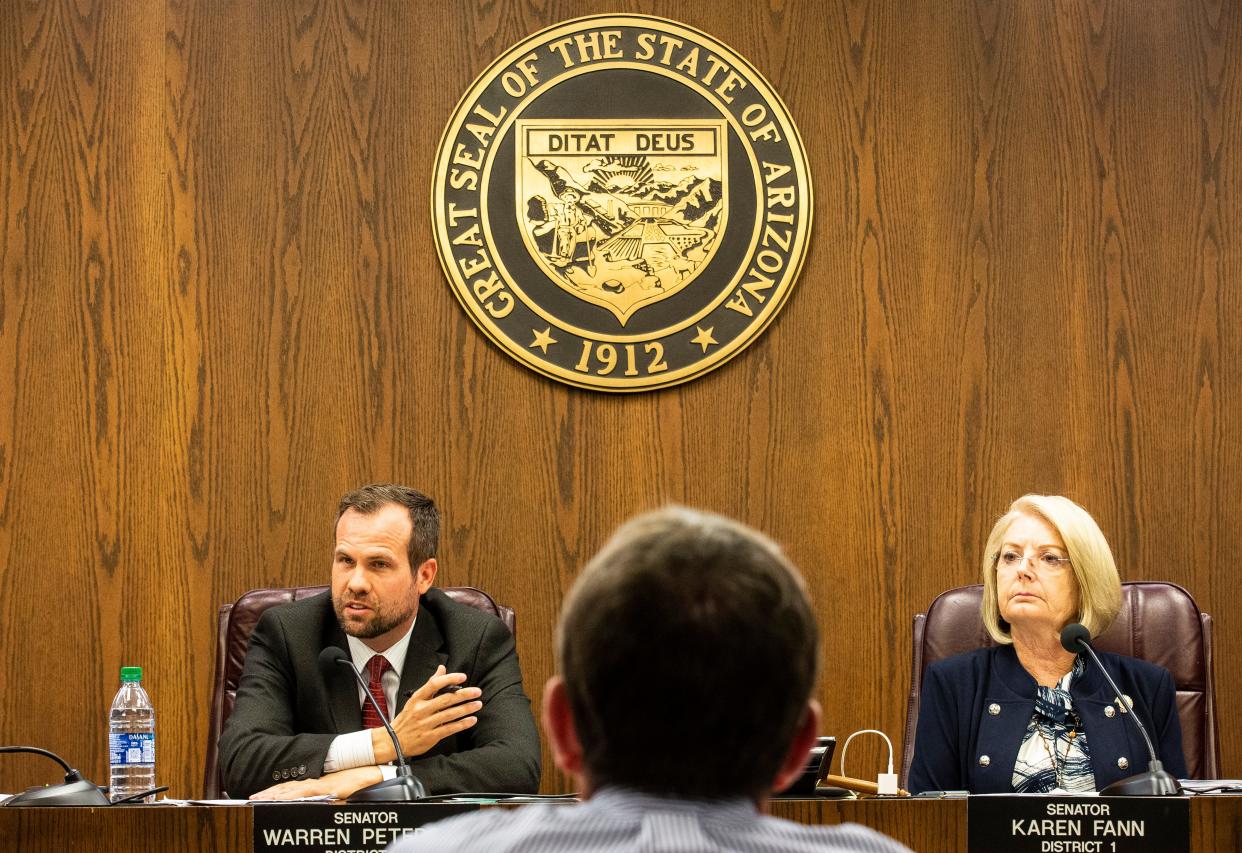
[387,787,913,853]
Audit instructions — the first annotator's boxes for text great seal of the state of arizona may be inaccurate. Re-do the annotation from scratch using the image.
[432,14,812,392]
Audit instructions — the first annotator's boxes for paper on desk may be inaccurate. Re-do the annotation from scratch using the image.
[971,790,1100,796]
[1177,779,1242,794]
[159,795,335,805]
[438,795,578,804]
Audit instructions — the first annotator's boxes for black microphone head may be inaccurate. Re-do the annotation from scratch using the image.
[1060,622,1091,653]
[318,646,349,678]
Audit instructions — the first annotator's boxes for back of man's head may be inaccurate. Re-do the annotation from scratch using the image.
[557,506,819,800]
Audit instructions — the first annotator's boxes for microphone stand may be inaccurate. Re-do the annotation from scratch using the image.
[331,658,426,803]
[1,746,111,806]
[1060,625,1181,796]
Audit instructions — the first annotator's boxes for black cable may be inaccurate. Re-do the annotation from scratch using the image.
[111,785,170,804]
[0,745,74,775]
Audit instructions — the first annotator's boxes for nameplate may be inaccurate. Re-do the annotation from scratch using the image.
[253,803,477,853]
[968,796,1189,853]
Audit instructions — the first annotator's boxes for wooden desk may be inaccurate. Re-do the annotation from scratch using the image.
[1,797,1238,852]
[775,797,967,849]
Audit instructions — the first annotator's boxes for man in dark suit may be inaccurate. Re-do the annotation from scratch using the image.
[219,484,541,800]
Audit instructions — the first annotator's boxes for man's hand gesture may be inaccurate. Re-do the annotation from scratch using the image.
[371,665,482,764]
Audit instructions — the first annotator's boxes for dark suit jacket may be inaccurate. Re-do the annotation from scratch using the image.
[218,588,541,799]
[908,644,1186,793]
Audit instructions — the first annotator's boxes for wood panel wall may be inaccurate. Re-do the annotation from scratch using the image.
[1,0,1238,797]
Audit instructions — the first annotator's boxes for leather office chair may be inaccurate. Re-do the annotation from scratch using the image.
[203,585,515,798]
[900,581,1217,787]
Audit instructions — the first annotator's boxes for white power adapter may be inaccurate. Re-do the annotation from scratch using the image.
[876,772,899,796]
[839,729,900,795]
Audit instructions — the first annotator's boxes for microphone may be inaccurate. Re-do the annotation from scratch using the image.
[1,746,111,806]
[317,646,426,802]
[1059,623,1181,796]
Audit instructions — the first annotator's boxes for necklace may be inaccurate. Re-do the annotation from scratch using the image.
[1035,715,1078,790]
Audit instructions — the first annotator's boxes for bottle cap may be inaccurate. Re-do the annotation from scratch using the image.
[120,666,143,682]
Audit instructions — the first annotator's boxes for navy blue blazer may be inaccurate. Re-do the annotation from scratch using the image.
[908,645,1186,793]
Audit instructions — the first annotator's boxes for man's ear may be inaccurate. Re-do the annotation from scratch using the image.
[542,675,585,780]
[414,558,437,595]
[771,699,821,794]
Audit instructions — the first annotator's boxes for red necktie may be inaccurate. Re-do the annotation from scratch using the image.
[362,655,391,728]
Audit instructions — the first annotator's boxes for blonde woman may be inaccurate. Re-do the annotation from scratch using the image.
[909,495,1186,793]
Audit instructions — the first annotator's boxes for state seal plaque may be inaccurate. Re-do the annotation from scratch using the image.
[432,15,812,391]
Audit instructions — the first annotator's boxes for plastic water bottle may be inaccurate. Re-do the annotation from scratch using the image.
[108,666,156,803]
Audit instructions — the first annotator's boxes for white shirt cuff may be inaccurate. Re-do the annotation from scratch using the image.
[323,729,377,773]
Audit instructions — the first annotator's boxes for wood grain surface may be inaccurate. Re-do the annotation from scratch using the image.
[775,798,968,851]
[0,0,1239,799]
[3,806,250,853]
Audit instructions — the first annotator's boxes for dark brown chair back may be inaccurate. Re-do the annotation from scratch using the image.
[900,581,1217,787]
[203,585,515,798]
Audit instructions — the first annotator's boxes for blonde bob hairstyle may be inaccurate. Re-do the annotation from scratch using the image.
[980,494,1123,645]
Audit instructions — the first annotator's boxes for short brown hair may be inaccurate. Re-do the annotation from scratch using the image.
[336,484,439,569]
[557,506,819,799]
